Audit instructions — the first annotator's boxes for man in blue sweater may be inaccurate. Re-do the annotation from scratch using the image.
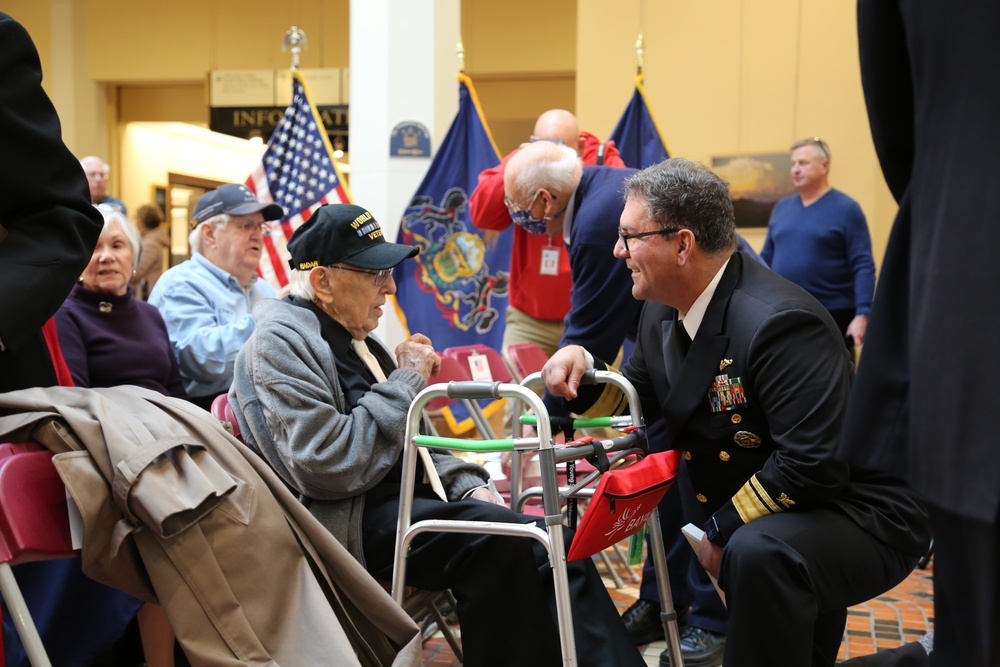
[761,138,876,351]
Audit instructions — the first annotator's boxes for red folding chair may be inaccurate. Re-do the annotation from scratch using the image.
[503,342,550,383]
[210,393,242,441]
[441,345,513,385]
[0,441,77,667]
[437,347,510,441]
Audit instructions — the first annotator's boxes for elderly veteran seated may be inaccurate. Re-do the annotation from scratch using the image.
[229,203,644,667]
[148,184,283,410]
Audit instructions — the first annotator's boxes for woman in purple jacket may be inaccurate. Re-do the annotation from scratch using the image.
[50,204,185,667]
[56,204,186,399]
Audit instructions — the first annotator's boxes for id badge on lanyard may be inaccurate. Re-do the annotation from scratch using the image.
[540,236,560,276]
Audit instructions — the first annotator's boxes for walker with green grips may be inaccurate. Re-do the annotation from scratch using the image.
[392,370,685,666]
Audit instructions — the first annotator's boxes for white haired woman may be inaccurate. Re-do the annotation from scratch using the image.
[47,204,185,666]
[55,204,186,398]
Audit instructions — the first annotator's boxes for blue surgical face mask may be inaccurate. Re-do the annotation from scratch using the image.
[505,190,563,235]
[511,211,550,235]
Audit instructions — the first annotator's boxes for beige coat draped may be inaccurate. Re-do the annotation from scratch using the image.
[0,385,420,667]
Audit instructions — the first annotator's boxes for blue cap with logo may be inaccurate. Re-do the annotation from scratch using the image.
[191,184,284,228]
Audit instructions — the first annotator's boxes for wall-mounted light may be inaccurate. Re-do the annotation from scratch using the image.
[248,130,264,147]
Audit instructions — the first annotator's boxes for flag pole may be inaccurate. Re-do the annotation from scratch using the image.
[456,39,465,73]
[634,32,644,78]
[282,26,308,71]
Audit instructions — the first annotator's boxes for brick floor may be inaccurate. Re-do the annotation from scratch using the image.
[418,553,934,665]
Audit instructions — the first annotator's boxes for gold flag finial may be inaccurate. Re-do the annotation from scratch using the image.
[456,40,465,72]
[282,26,308,70]
[635,32,644,76]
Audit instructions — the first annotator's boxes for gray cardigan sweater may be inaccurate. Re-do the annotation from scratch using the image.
[230,297,489,567]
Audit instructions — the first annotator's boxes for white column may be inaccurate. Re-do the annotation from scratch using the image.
[48,0,111,163]
[349,0,461,350]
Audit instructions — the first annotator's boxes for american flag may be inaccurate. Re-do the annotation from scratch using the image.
[246,70,351,287]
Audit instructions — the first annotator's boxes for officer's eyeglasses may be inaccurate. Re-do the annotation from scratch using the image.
[618,227,682,254]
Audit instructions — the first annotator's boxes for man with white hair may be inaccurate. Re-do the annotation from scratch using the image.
[469,109,626,356]
[148,183,283,409]
[79,155,127,214]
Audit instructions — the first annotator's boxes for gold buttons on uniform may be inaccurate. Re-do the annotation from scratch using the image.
[683,451,692,460]
[696,493,707,503]
[731,413,742,424]
[734,431,761,448]
[719,451,730,462]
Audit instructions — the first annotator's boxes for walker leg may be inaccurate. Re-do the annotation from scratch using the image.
[646,509,684,667]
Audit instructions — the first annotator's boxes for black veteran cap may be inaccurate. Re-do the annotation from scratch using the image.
[287,203,419,271]
[191,184,284,228]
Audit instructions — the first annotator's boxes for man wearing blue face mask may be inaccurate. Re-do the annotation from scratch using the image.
[470,109,627,358]
[504,141,640,365]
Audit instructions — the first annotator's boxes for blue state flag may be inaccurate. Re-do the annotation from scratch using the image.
[392,73,508,434]
[609,74,671,169]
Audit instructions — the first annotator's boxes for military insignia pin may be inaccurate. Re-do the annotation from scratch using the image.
[707,374,748,413]
[734,431,762,448]
[719,358,733,371]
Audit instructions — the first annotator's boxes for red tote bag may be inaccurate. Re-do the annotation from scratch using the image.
[566,450,681,562]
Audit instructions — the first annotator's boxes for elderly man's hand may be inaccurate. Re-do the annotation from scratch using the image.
[469,486,506,506]
[541,345,589,400]
[395,334,441,382]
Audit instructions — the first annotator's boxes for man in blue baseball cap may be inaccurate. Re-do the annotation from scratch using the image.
[148,183,285,410]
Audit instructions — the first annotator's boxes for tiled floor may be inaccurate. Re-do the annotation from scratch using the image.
[419,552,935,665]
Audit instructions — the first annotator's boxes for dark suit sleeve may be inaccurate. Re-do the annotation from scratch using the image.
[560,238,639,361]
[711,308,855,543]
[858,0,914,202]
[0,14,103,357]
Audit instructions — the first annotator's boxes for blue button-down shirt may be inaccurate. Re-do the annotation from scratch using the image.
[148,253,276,399]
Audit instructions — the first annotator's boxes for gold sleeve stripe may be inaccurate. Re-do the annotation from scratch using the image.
[583,365,630,417]
[732,474,784,523]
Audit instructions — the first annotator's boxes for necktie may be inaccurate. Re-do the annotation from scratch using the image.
[675,318,692,355]
[351,338,447,501]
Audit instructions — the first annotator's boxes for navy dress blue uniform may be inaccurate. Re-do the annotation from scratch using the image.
[841,2,1000,665]
[548,166,729,640]
[578,253,930,666]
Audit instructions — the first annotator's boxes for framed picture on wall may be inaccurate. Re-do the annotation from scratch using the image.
[152,185,167,216]
[711,153,795,228]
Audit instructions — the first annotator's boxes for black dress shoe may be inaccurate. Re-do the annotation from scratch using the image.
[659,626,726,667]
[621,598,690,645]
